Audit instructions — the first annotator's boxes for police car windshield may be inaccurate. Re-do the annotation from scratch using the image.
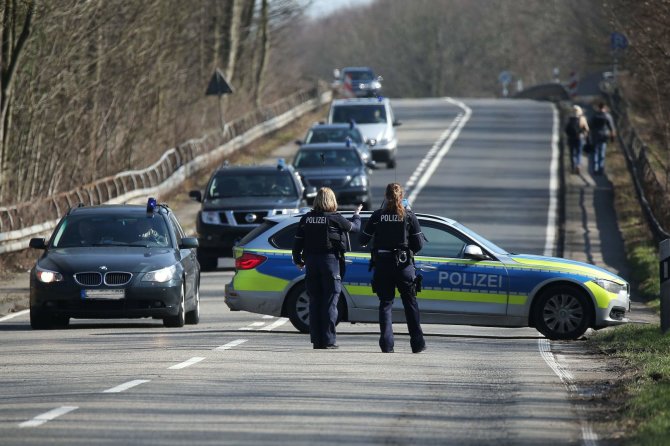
[332,105,386,124]
[305,128,363,144]
[451,221,508,255]
[52,214,171,248]
[294,149,362,168]
[208,172,298,198]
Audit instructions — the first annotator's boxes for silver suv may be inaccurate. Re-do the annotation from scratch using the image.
[327,97,401,168]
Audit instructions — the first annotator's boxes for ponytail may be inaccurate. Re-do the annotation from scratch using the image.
[384,183,405,219]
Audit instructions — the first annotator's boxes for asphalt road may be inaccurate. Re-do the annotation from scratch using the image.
[0,98,588,445]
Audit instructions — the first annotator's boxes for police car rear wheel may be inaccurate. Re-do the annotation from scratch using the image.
[286,282,347,334]
[287,284,310,333]
[534,285,591,340]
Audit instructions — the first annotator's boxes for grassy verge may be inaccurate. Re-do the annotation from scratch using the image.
[588,85,666,443]
[591,324,670,444]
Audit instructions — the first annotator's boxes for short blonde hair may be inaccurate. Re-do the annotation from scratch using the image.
[313,187,337,212]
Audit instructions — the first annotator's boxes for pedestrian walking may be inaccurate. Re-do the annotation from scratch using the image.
[292,187,362,350]
[359,183,426,353]
[564,105,589,174]
[588,102,616,175]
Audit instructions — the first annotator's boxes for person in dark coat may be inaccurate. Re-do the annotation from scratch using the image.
[292,187,362,349]
[588,102,616,175]
[359,183,426,353]
[564,105,590,174]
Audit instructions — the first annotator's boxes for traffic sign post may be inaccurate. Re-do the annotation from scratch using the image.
[206,68,234,134]
[610,32,629,86]
[660,239,670,333]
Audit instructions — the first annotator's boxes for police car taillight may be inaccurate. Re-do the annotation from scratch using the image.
[235,252,267,270]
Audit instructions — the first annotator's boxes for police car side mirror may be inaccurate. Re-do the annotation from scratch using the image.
[463,245,489,261]
[303,186,317,199]
[376,75,383,82]
[29,238,47,250]
[366,138,377,147]
[294,139,304,146]
[189,190,202,203]
[366,160,377,170]
[180,237,199,249]
[393,120,402,127]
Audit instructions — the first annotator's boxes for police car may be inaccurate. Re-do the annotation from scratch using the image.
[224,211,631,340]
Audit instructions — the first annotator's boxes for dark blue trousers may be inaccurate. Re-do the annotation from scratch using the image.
[305,253,341,347]
[374,254,425,352]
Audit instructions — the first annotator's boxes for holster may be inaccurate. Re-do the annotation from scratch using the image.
[336,250,346,280]
[414,273,423,293]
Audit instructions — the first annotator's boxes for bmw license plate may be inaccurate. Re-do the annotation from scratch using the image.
[82,289,125,300]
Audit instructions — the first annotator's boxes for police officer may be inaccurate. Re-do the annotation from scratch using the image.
[360,183,426,353]
[292,187,362,350]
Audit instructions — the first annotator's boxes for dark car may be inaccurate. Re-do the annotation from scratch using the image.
[28,199,201,329]
[296,122,374,165]
[189,160,313,270]
[333,66,383,98]
[292,143,374,210]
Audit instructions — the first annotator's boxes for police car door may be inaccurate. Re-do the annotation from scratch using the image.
[415,220,509,319]
[340,217,379,312]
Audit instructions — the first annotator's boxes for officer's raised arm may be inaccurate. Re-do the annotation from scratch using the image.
[407,212,424,254]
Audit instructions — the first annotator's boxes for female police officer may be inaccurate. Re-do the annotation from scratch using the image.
[292,187,362,350]
[359,183,426,353]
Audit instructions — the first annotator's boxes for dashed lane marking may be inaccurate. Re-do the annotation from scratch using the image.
[168,357,206,370]
[102,379,150,393]
[19,406,78,428]
[0,309,29,322]
[215,339,248,350]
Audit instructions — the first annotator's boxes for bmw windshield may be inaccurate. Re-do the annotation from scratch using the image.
[51,214,171,248]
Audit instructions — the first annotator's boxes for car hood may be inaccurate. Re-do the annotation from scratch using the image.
[38,247,179,274]
[509,254,626,284]
[355,123,390,140]
[203,197,301,210]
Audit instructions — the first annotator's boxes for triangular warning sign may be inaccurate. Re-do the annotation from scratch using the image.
[205,68,234,96]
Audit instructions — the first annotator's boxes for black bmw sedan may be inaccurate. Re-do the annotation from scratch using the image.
[28,199,200,329]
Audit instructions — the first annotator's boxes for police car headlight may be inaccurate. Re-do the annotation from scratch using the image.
[593,278,626,294]
[143,265,177,283]
[201,211,221,225]
[36,265,64,283]
[349,175,367,187]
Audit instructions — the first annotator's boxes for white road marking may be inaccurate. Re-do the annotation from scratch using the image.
[544,106,560,257]
[102,379,150,393]
[249,321,266,327]
[168,357,206,370]
[262,315,274,319]
[258,317,289,331]
[538,106,597,445]
[0,309,29,322]
[215,339,248,350]
[19,406,78,428]
[405,97,472,204]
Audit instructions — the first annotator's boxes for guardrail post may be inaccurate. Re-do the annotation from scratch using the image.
[661,239,670,333]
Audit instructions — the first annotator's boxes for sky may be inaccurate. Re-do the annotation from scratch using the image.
[304,0,375,18]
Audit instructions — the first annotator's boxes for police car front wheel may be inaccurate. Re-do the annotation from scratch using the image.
[533,285,592,340]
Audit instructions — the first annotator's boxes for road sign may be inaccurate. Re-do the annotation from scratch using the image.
[498,71,512,85]
[610,32,628,51]
[205,68,234,96]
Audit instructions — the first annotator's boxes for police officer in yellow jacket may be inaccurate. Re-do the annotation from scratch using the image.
[360,183,426,353]
[292,187,362,349]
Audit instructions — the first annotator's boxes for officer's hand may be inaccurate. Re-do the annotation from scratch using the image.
[355,204,363,215]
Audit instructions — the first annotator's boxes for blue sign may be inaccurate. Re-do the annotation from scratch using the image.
[498,71,512,85]
[610,32,628,50]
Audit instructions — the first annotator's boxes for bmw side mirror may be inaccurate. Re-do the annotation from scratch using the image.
[294,139,303,146]
[333,68,340,79]
[366,160,377,170]
[188,190,202,202]
[376,75,383,82]
[463,245,489,261]
[180,237,199,249]
[29,238,46,250]
[303,186,317,199]
[393,120,402,127]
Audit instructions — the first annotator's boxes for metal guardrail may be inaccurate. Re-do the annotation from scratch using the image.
[0,87,332,253]
[608,89,670,242]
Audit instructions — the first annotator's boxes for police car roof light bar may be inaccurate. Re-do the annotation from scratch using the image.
[146,197,157,214]
[277,158,286,170]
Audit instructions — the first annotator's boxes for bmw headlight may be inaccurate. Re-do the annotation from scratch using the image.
[358,83,367,89]
[372,81,382,89]
[35,265,63,283]
[593,278,626,294]
[201,211,221,225]
[143,265,177,283]
[349,175,368,187]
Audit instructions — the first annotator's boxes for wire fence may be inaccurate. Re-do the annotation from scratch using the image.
[608,88,670,242]
[0,84,331,252]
